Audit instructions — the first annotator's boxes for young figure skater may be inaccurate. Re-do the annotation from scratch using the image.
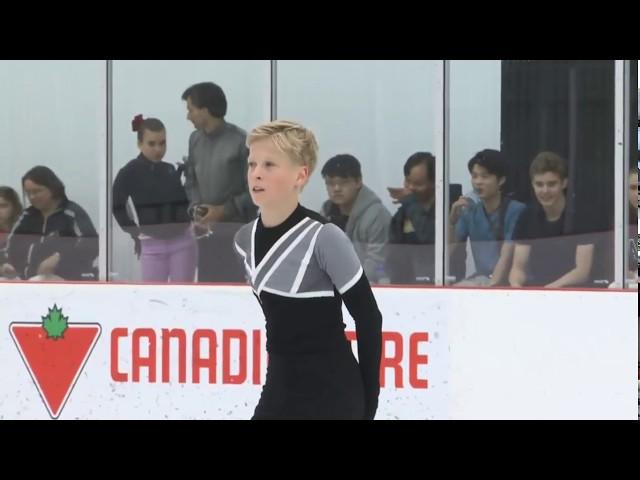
[233,120,383,420]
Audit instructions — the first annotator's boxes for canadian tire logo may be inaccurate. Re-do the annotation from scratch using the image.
[9,304,101,419]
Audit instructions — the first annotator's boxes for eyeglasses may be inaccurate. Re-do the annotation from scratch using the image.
[324,179,358,189]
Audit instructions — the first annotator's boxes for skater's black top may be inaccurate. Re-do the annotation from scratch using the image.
[234,204,383,419]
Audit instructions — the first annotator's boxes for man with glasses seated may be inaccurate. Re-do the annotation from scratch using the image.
[321,154,391,284]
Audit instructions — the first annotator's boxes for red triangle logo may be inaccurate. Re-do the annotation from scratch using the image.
[10,320,101,419]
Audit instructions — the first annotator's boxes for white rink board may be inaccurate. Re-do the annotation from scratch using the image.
[0,283,636,419]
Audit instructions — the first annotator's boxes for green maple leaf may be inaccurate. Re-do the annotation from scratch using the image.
[42,304,68,340]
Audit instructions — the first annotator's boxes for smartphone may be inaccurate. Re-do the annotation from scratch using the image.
[449,184,462,208]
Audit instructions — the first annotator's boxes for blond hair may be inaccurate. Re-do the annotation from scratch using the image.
[529,151,568,180]
[247,120,319,176]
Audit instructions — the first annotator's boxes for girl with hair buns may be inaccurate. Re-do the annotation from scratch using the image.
[112,115,196,282]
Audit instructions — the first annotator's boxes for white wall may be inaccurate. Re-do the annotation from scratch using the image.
[277,60,442,214]
[0,283,635,419]
[449,61,502,277]
[0,60,105,228]
[277,60,502,209]
[447,288,637,419]
[450,60,502,192]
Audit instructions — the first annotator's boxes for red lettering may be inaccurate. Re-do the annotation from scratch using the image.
[110,327,128,382]
[409,332,428,388]
[252,329,261,385]
[132,328,156,383]
[223,330,247,384]
[380,331,403,388]
[192,329,217,384]
[112,327,432,389]
[346,330,428,389]
[161,328,187,383]
[345,331,357,343]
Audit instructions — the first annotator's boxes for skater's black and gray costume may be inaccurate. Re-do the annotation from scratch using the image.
[234,204,382,419]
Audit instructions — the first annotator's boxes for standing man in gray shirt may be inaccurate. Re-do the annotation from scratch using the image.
[182,82,257,282]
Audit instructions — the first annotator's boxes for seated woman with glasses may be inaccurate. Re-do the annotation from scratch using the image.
[1,166,98,281]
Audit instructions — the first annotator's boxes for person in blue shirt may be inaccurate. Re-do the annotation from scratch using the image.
[449,149,525,286]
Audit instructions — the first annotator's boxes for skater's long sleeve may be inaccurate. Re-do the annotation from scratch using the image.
[315,223,383,420]
[341,272,382,420]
